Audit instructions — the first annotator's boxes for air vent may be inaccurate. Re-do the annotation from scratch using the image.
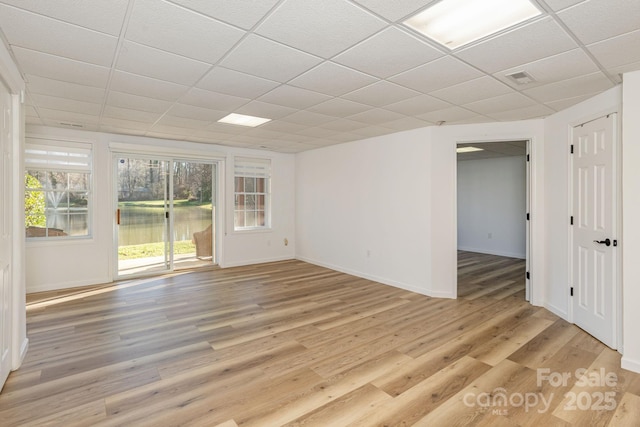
[59,122,84,128]
[505,71,535,85]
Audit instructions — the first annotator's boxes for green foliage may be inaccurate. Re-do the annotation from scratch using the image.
[118,240,196,260]
[25,174,46,227]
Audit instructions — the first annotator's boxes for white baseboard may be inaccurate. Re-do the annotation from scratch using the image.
[12,338,29,371]
[621,356,640,374]
[543,302,569,321]
[221,255,295,269]
[458,246,526,259]
[296,256,455,299]
[27,276,112,294]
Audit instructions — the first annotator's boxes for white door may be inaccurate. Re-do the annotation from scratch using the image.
[571,114,617,348]
[0,79,12,391]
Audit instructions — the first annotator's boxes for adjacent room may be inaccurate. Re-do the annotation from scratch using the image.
[1,0,640,425]
[457,141,529,301]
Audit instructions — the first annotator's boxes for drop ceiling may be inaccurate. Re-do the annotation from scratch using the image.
[0,0,638,153]
[457,141,527,161]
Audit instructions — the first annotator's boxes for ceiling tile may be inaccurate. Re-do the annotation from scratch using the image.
[12,47,110,88]
[308,98,373,117]
[347,108,406,124]
[100,117,153,131]
[382,116,432,131]
[220,35,323,82]
[384,94,451,116]
[106,91,174,113]
[463,92,538,115]
[320,119,368,132]
[607,60,640,78]
[544,93,595,111]
[0,4,118,66]
[168,0,280,30]
[144,131,187,140]
[234,100,298,119]
[494,48,600,90]
[417,106,482,124]
[154,115,211,130]
[351,0,435,21]
[126,0,244,64]
[350,125,397,138]
[110,71,189,102]
[279,110,336,126]
[523,72,614,103]
[429,76,512,105]
[180,87,250,111]
[255,0,386,58]
[289,62,378,97]
[295,126,340,138]
[100,125,148,136]
[558,0,640,45]
[103,105,163,123]
[342,80,421,107]
[25,74,105,104]
[197,67,280,99]
[455,17,577,74]
[257,85,332,109]
[29,94,102,115]
[390,56,483,93]
[37,108,101,125]
[259,120,308,134]
[116,41,212,86]
[23,105,39,117]
[543,0,585,12]
[334,27,442,78]
[166,104,227,122]
[587,30,640,70]
[0,0,129,35]
[486,104,556,121]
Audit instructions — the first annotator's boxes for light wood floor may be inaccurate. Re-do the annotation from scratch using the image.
[1,252,639,426]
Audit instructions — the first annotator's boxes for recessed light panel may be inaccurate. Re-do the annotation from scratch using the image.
[218,113,271,127]
[404,0,541,50]
[457,146,484,153]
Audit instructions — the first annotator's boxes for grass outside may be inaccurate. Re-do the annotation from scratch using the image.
[118,199,212,209]
[118,240,195,260]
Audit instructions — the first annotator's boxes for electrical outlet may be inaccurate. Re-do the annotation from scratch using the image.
[284,238,288,246]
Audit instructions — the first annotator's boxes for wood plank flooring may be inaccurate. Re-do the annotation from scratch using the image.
[1,251,639,426]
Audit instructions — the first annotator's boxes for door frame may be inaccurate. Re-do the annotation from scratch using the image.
[568,112,622,350]
[112,151,222,280]
[455,139,533,301]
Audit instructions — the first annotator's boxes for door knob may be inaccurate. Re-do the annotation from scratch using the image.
[593,238,611,246]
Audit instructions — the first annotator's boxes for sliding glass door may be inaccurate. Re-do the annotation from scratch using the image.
[115,155,216,278]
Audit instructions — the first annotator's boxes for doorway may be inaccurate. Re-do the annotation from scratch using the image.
[456,140,531,300]
[115,155,218,278]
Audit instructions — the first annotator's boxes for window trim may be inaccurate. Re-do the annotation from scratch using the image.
[24,138,93,241]
[233,157,271,232]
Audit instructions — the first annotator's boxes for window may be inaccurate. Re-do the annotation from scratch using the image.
[25,139,92,239]
[234,157,270,230]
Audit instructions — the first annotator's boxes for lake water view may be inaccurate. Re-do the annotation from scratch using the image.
[118,205,213,246]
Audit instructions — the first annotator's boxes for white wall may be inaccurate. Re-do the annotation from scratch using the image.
[622,70,640,372]
[296,127,437,296]
[457,155,526,258]
[542,87,620,320]
[296,120,545,299]
[25,125,296,292]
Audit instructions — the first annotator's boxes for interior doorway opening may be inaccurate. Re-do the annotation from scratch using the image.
[115,155,219,278]
[456,140,531,301]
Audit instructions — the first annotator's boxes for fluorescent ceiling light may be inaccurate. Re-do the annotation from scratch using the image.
[218,113,271,127]
[404,0,541,50]
[457,146,484,153]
